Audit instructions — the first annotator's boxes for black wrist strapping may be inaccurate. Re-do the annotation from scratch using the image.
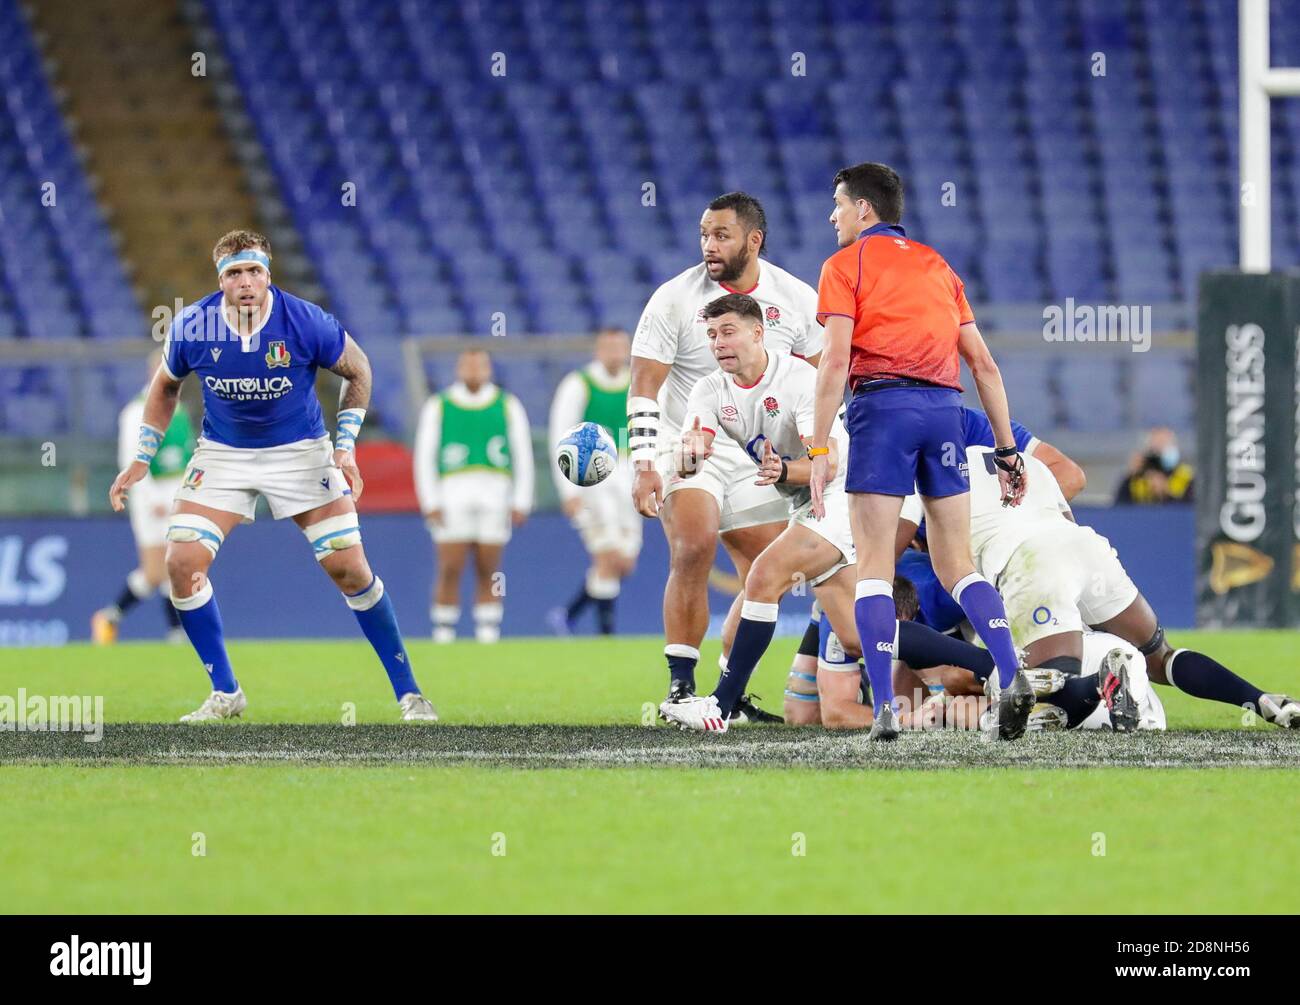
[777,460,788,484]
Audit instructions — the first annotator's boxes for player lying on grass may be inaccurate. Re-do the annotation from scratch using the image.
[657,295,1008,733]
[897,447,1300,730]
[893,627,1166,732]
[779,404,1084,706]
[109,230,437,723]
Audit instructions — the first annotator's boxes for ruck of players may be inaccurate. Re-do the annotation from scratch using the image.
[108,168,1299,738]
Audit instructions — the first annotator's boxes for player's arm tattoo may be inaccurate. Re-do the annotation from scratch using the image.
[330,334,372,411]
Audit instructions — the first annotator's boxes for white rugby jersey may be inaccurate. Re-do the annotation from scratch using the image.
[901,446,1072,579]
[683,350,848,503]
[632,259,822,431]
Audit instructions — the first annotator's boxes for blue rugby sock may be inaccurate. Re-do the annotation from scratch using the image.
[896,619,996,682]
[172,581,238,693]
[855,579,896,715]
[1167,649,1264,711]
[951,573,1020,688]
[666,644,698,689]
[713,600,779,717]
[346,577,419,699]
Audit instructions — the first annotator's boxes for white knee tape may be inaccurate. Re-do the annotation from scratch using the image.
[171,576,214,610]
[304,513,361,561]
[345,576,384,612]
[166,515,225,557]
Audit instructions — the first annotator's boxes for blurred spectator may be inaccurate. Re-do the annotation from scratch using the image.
[1115,428,1194,504]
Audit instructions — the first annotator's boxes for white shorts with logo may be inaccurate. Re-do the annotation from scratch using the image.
[994,525,1139,648]
[431,470,513,545]
[1078,632,1167,731]
[655,429,789,532]
[791,481,856,586]
[128,474,184,546]
[177,435,346,522]
[571,463,642,559]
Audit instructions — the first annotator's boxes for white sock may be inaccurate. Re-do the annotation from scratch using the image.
[432,604,459,643]
[474,602,503,644]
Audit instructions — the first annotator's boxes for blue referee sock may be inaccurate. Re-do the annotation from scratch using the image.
[346,577,419,699]
[172,580,238,693]
[713,600,779,717]
[855,579,897,716]
[896,619,996,682]
[951,573,1020,688]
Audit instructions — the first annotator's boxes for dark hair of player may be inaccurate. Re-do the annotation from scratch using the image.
[892,574,920,622]
[706,191,768,255]
[701,293,764,326]
[832,162,904,225]
[212,229,272,265]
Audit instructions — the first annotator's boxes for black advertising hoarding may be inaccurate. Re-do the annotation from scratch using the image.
[1196,271,1299,627]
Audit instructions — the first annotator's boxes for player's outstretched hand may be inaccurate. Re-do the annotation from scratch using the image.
[678,415,712,477]
[109,460,149,512]
[809,453,830,519]
[632,466,664,518]
[995,452,1028,507]
[335,448,364,504]
[511,509,528,527]
[755,439,783,486]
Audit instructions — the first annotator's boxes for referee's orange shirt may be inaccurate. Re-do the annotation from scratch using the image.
[816,224,973,391]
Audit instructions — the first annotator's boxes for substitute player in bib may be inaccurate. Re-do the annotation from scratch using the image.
[93,350,194,644]
[808,162,1034,741]
[413,349,533,644]
[547,327,640,635]
[629,192,821,715]
[109,230,436,722]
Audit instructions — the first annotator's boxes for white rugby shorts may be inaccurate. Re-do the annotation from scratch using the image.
[176,435,347,521]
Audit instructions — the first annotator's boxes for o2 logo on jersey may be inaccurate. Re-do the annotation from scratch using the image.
[745,434,769,465]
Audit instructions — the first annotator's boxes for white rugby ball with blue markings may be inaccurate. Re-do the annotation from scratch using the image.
[555,421,618,487]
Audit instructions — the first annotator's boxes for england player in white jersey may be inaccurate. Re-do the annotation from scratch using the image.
[658,293,867,732]
[900,447,1300,730]
[546,327,641,635]
[628,192,822,714]
[109,230,437,723]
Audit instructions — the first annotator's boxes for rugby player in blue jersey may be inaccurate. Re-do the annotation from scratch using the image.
[109,230,437,723]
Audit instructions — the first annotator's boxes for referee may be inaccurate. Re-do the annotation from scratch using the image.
[807,162,1034,741]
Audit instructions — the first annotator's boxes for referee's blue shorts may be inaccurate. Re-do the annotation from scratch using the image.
[844,381,970,498]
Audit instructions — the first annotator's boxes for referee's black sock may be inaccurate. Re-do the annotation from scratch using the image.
[595,598,615,635]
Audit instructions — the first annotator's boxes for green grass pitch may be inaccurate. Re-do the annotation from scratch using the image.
[1,631,1298,913]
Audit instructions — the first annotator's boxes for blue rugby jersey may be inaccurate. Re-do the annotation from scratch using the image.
[163,286,347,448]
[960,407,1036,453]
